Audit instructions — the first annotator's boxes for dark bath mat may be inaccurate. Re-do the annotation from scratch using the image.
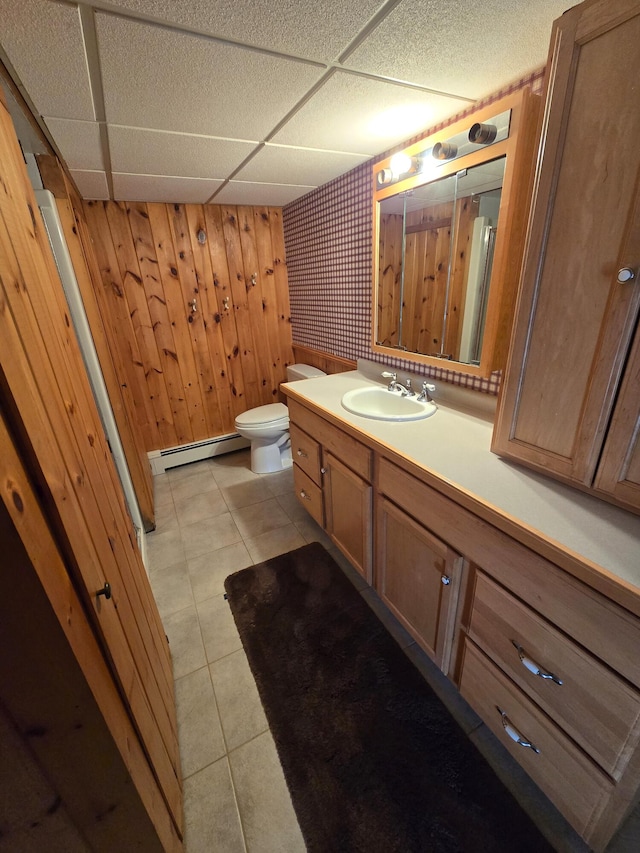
[224,542,554,853]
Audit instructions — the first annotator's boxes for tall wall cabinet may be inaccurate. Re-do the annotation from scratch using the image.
[492,0,640,515]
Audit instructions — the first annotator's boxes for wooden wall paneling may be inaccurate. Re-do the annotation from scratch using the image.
[444,194,477,359]
[44,200,166,661]
[221,206,262,409]
[266,208,295,372]
[377,213,402,346]
[0,214,181,830]
[55,193,155,531]
[127,202,196,447]
[237,206,278,399]
[202,204,246,416]
[0,102,181,832]
[104,202,176,447]
[402,226,419,350]
[0,413,180,851]
[418,229,441,353]
[185,204,235,433]
[253,207,294,383]
[167,204,220,439]
[83,201,161,451]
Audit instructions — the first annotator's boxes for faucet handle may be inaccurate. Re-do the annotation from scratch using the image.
[381,371,396,380]
[418,381,436,402]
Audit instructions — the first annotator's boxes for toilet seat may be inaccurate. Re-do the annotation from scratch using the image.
[235,403,288,430]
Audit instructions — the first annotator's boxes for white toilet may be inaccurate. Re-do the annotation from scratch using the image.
[234,364,326,474]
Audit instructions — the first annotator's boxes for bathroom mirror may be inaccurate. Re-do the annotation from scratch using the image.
[372,89,541,378]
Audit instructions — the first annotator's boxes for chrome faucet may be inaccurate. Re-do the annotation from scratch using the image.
[417,381,436,403]
[402,378,415,397]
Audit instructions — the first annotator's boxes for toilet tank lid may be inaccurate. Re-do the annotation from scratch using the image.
[235,402,288,426]
[287,363,326,379]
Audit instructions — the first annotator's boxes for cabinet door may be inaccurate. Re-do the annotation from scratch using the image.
[493,1,640,486]
[323,451,372,582]
[375,497,462,672]
[595,319,640,508]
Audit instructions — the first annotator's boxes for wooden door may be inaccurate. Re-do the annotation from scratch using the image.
[594,318,640,509]
[493,0,640,486]
[376,497,462,672]
[0,92,182,839]
[323,451,373,582]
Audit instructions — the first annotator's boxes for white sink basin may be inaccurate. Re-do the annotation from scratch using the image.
[341,387,437,421]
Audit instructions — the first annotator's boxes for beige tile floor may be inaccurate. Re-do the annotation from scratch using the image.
[146,448,638,853]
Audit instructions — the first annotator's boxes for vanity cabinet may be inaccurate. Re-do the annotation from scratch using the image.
[376,454,640,851]
[289,399,373,581]
[492,0,640,514]
[285,383,640,850]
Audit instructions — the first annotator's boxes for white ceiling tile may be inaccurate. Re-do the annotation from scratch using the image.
[235,144,369,186]
[344,0,568,100]
[99,0,382,62]
[95,14,324,139]
[108,126,257,178]
[70,170,110,200]
[0,0,95,120]
[272,72,472,155]
[112,173,223,203]
[45,118,104,170]
[213,181,315,206]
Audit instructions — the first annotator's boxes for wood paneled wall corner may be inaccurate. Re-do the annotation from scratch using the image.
[0,95,182,847]
[37,157,155,531]
[82,200,294,453]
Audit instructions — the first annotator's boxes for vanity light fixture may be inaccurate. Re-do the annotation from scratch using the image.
[469,122,497,144]
[432,141,458,161]
[390,151,419,180]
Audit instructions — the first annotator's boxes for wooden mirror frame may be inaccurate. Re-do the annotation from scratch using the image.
[372,88,541,379]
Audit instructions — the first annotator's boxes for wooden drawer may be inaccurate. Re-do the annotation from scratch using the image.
[469,572,640,779]
[289,423,321,484]
[459,639,612,838]
[288,399,372,481]
[378,457,640,690]
[293,464,323,527]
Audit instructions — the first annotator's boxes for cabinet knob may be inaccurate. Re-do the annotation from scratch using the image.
[441,575,451,585]
[296,448,308,458]
[617,267,636,283]
[299,490,311,501]
[96,582,112,600]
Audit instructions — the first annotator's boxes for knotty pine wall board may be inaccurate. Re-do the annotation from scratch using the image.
[82,201,295,452]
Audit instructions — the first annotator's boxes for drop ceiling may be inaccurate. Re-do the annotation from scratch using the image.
[0,0,569,205]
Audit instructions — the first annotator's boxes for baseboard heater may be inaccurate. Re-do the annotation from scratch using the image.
[148,432,250,475]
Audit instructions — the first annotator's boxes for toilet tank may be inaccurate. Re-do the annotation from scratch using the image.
[286,363,326,381]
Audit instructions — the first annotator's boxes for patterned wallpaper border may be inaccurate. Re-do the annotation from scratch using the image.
[283,69,545,396]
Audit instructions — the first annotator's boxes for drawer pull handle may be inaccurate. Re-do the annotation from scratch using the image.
[498,709,540,754]
[512,642,563,686]
[299,490,311,501]
[296,448,308,458]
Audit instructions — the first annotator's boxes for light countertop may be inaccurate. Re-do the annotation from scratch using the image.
[283,370,640,593]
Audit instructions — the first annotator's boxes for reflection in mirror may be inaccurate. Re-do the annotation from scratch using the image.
[376,157,505,366]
